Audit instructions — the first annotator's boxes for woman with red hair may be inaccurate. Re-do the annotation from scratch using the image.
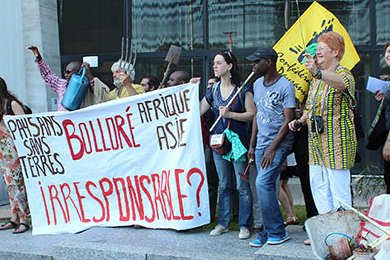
[289,31,357,214]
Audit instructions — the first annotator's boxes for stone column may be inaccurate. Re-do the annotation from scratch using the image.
[22,0,61,112]
[0,0,61,204]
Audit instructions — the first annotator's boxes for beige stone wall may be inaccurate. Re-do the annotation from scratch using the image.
[0,0,61,113]
[0,0,61,204]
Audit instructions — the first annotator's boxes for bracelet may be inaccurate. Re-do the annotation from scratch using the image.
[313,68,322,79]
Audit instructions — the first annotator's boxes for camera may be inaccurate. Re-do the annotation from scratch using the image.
[293,121,303,130]
[310,115,324,133]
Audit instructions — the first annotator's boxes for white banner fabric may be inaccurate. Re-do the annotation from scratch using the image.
[4,83,209,235]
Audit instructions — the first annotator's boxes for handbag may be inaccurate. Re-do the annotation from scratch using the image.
[209,132,232,155]
[209,94,238,155]
[61,67,90,111]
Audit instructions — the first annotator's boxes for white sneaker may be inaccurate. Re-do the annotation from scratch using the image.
[209,225,229,236]
[239,227,251,239]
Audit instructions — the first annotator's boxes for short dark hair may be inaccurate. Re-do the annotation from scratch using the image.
[175,70,191,83]
[144,75,159,90]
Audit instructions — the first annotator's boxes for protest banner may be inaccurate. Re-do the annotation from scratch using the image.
[4,83,209,235]
[273,1,360,102]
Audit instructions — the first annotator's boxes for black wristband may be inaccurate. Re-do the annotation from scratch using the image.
[313,68,322,79]
[35,55,42,62]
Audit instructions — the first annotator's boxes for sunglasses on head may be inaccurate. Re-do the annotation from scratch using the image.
[224,51,232,60]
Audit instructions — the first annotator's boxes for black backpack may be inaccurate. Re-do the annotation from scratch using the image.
[6,99,32,115]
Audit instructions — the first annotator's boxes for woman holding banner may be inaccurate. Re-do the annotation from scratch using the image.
[289,31,357,214]
[199,51,255,240]
[0,77,30,233]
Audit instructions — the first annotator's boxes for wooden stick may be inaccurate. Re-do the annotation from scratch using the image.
[160,58,173,86]
[209,71,255,132]
[335,197,390,237]
[370,234,389,248]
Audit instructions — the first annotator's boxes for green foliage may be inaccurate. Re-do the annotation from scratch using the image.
[352,164,386,204]
[280,205,307,226]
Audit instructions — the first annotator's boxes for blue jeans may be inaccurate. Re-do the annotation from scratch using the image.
[255,147,288,240]
[213,152,253,229]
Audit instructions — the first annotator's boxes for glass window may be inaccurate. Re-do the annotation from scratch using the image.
[132,0,204,52]
[135,58,204,88]
[134,60,167,85]
[57,0,123,54]
[345,1,370,46]
[351,53,382,173]
[55,0,389,175]
[208,1,286,50]
[376,0,390,45]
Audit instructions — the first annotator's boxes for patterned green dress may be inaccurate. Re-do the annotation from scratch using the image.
[306,65,357,170]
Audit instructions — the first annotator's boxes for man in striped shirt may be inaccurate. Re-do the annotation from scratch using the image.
[28,46,109,111]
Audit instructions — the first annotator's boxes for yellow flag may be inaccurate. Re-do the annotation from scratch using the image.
[273,1,360,102]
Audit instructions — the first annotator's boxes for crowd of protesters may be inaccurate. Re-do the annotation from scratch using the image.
[0,32,388,255]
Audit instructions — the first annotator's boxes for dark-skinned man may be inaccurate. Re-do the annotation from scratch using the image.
[28,46,109,111]
[166,70,190,87]
[246,47,296,248]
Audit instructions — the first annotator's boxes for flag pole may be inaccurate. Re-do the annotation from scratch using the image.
[295,0,306,48]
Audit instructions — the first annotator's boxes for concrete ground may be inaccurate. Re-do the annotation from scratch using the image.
[0,203,317,260]
[0,175,382,259]
[2,174,381,260]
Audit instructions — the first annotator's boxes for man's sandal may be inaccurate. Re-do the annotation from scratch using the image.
[12,223,30,234]
[0,220,19,230]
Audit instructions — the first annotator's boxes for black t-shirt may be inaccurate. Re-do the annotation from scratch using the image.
[384,90,390,131]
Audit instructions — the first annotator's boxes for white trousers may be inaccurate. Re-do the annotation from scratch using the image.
[309,165,352,214]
